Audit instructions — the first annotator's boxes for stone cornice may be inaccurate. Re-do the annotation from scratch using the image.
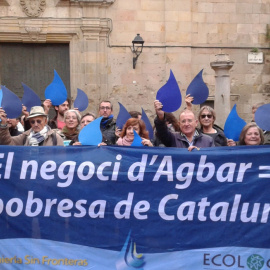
[0,17,112,42]
[56,0,115,7]
[81,18,111,39]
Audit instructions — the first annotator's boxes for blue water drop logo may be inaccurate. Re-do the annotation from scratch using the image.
[116,231,145,270]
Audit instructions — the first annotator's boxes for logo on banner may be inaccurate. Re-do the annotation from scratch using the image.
[116,231,145,270]
[247,254,264,270]
[204,253,267,269]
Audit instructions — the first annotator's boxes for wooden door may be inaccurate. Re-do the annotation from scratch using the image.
[0,43,70,100]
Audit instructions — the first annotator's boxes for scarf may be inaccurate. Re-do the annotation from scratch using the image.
[61,126,79,140]
[28,126,49,146]
[100,115,114,128]
[116,136,133,146]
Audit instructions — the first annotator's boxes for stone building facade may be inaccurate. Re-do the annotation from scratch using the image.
[0,0,269,126]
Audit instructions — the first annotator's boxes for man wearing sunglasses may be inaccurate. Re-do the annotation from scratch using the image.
[0,106,63,146]
[154,100,214,151]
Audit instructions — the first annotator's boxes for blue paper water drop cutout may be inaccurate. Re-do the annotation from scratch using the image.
[141,108,153,140]
[79,117,103,145]
[0,89,2,107]
[1,85,22,119]
[255,103,270,131]
[131,130,143,147]
[224,104,246,141]
[156,70,182,112]
[21,83,41,112]
[45,70,67,105]
[186,69,209,105]
[116,102,131,129]
[74,88,89,112]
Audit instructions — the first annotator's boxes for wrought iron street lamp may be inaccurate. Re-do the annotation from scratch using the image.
[132,34,144,69]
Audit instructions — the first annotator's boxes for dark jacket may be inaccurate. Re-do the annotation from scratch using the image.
[9,128,22,137]
[200,124,227,147]
[48,115,58,129]
[154,117,215,148]
[23,118,32,131]
[264,131,270,145]
[100,117,116,145]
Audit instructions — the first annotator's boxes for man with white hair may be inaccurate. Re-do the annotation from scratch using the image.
[154,100,214,151]
[0,106,63,146]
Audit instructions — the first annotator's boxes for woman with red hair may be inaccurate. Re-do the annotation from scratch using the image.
[116,118,153,146]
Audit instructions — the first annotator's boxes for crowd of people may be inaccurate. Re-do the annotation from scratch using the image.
[0,96,269,150]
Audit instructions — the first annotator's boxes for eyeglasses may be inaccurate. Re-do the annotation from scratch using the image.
[180,119,194,124]
[30,119,42,124]
[100,106,111,111]
[66,116,77,120]
[200,114,213,119]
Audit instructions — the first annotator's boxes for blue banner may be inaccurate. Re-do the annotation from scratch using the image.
[0,145,270,270]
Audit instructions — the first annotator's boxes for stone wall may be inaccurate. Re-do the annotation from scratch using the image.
[107,0,270,124]
[0,0,269,124]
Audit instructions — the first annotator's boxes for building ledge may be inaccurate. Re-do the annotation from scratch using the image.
[56,0,115,7]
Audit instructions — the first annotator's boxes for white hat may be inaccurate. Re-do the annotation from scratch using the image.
[26,106,47,120]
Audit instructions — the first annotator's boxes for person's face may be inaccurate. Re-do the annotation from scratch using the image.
[179,112,198,137]
[56,101,70,116]
[99,102,112,118]
[200,109,214,128]
[7,118,18,129]
[30,116,47,133]
[65,112,79,129]
[244,127,262,145]
[80,115,95,129]
[126,124,140,140]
